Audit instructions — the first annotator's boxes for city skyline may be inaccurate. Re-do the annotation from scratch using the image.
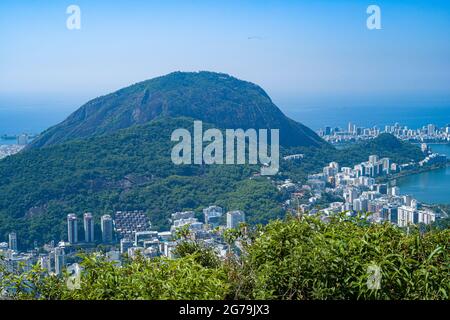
[318,121,450,144]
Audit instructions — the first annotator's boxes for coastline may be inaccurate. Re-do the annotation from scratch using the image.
[382,162,450,206]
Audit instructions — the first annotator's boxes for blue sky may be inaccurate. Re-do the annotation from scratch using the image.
[0,0,449,113]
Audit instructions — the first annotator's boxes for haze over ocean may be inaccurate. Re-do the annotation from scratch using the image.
[0,106,72,135]
[284,104,450,130]
[1,104,449,136]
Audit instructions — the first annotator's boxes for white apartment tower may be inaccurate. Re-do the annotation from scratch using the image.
[67,214,78,244]
[101,214,114,243]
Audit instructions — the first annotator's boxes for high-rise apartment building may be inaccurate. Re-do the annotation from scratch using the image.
[101,214,114,243]
[54,247,65,275]
[84,212,95,243]
[226,210,245,229]
[8,232,17,251]
[67,213,78,244]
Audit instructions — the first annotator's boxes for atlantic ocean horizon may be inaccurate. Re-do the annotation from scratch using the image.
[1,104,449,137]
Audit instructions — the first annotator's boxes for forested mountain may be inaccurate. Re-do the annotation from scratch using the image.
[0,118,283,247]
[29,71,326,149]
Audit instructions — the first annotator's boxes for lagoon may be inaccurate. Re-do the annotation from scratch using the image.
[393,144,450,204]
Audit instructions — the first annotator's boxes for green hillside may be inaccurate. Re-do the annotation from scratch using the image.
[0,117,283,248]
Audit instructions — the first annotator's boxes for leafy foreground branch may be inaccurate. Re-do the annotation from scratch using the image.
[1,215,448,300]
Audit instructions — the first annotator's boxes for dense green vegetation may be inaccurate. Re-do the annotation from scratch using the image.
[234,215,449,299]
[338,133,424,164]
[0,118,283,248]
[0,254,229,300]
[1,215,448,300]
[432,205,450,230]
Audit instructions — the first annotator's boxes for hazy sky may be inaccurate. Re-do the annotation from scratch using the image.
[0,0,449,112]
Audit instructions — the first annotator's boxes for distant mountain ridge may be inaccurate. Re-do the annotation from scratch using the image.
[29,71,326,149]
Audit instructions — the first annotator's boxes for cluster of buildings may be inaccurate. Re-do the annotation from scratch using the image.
[0,234,66,275]
[118,207,245,260]
[283,155,439,228]
[66,212,114,244]
[0,207,246,276]
[318,122,450,145]
[0,134,33,159]
[0,133,30,145]
[0,144,25,160]
[418,150,448,167]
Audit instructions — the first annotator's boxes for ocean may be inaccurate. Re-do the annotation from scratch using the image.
[285,105,450,130]
[1,104,449,137]
[0,107,71,136]
[0,106,71,144]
